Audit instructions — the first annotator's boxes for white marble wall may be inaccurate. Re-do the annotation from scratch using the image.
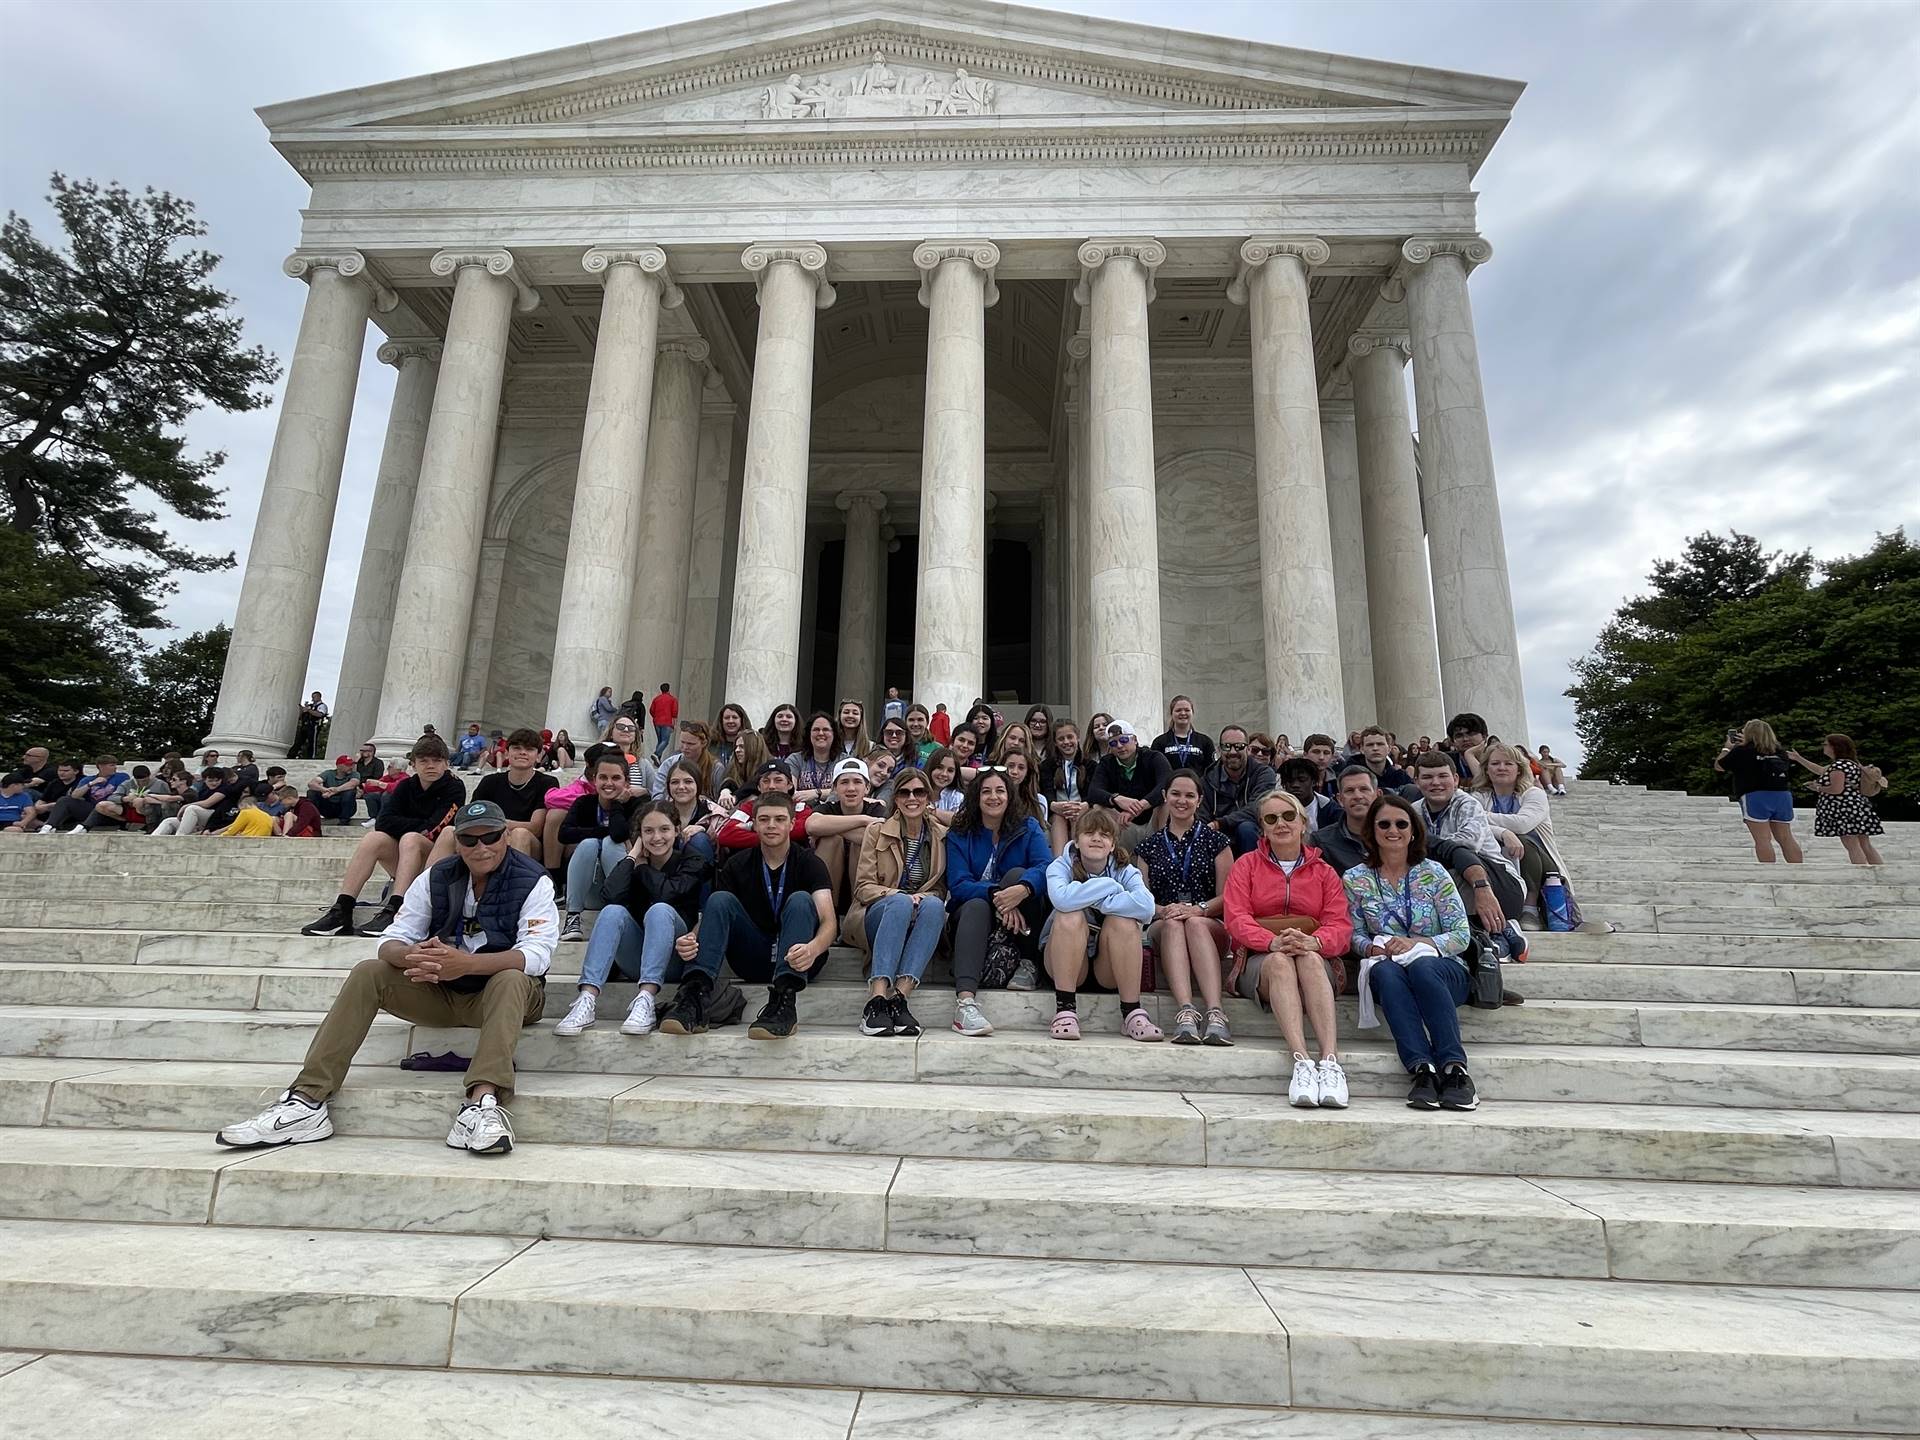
[1153,434,1266,734]
[480,447,577,733]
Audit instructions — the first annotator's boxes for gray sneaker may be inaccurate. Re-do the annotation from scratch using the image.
[1007,960,1038,992]
[1203,1008,1234,1046]
[1169,1004,1203,1045]
[952,997,994,1037]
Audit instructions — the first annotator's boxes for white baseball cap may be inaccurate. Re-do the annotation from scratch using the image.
[830,757,871,783]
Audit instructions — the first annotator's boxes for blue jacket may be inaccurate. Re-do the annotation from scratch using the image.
[945,816,1051,904]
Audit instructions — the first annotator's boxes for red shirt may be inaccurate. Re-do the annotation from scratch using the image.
[650,691,679,727]
[930,710,951,743]
[284,798,324,838]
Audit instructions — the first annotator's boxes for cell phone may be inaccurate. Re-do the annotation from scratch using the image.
[1725,730,1739,744]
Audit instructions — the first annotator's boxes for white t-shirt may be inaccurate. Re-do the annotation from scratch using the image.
[385,866,559,978]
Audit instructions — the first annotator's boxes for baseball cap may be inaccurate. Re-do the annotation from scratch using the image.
[334,755,352,766]
[452,799,508,835]
[755,760,789,781]
[1106,719,1138,742]
[830,757,870,783]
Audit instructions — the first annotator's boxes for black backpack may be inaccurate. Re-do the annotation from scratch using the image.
[1755,753,1792,788]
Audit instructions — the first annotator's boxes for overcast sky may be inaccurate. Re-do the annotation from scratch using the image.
[5,0,1916,763]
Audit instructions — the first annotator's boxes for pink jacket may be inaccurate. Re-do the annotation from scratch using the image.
[1222,843,1354,957]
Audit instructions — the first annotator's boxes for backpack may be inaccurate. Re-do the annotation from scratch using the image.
[706,977,749,1028]
[1754,753,1792,789]
[1858,764,1886,798]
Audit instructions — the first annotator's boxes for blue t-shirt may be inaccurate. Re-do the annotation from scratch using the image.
[0,792,32,824]
[457,734,487,764]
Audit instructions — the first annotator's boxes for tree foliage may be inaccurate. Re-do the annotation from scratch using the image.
[1569,529,1920,816]
[120,625,231,760]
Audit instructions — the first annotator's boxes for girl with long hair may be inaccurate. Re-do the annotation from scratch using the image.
[1084,712,1113,763]
[846,768,948,1038]
[761,704,802,760]
[963,703,999,759]
[1137,769,1234,1046]
[944,767,1052,1038]
[1024,704,1055,765]
[1002,748,1046,827]
[834,698,871,759]
[1788,733,1886,866]
[722,730,770,804]
[925,746,966,825]
[651,719,719,801]
[789,712,839,805]
[1042,806,1160,1042]
[1714,719,1803,864]
[1039,720,1094,854]
[663,760,719,861]
[876,715,915,772]
[711,704,752,774]
[991,723,1032,762]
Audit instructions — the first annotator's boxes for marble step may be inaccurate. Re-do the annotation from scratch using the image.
[1522,928,1920,969]
[17,1059,1918,1186]
[1582,901,1920,939]
[0,1005,411,1067]
[1512,961,1920,1009]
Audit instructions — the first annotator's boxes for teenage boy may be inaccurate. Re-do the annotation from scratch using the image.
[218,799,554,1156]
[648,683,679,760]
[436,728,554,864]
[1200,724,1277,856]
[659,790,834,1040]
[1355,726,1412,790]
[0,775,35,829]
[1301,733,1341,801]
[277,785,325,838]
[1407,750,1528,1000]
[806,757,886,914]
[712,762,816,849]
[1090,720,1172,849]
[44,755,129,832]
[1447,713,1489,785]
[300,735,467,937]
[157,765,245,836]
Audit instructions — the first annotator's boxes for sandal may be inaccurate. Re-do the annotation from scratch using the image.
[1122,1009,1164,1042]
[1050,1009,1081,1041]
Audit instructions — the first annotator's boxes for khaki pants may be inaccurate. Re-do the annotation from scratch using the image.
[294,957,544,1101]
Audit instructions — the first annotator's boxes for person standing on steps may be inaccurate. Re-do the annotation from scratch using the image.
[649,683,680,761]
[847,768,948,1038]
[1715,719,1804,865]
[300,736,466,938]
[591,686,620,736]
[1788,733,1886,866]
[218,799,554,1156]
[658,789,835,1039]
[1136,769,1234,1045]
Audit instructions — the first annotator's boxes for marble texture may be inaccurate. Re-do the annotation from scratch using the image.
[1319,401,1376,732]
[679,397,738,721]
[625,339,709,689]
[835,489,885,706]
[423,1020,921,1083]
[1,1354,860,1440]
[1820,1111,1920,1188]
[0,1125,256,1224]
[1530,930,1918,970]
[1256,1265,1920,1429]
[0,1057,119,1126]
[453,1238,1289,1404]
[0,1217,524,1365]
[0,963,262,1011]
[1510,961,1797,1006]
[1632,1001,1920,1055]
[0,1005,410,1067]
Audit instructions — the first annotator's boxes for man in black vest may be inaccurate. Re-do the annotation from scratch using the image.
[217,799,557,1156]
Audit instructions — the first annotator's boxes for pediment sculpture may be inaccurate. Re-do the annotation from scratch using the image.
[761,55,995,119]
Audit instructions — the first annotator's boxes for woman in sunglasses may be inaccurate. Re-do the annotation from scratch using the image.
[846,771,948,1038]
[1342,792,1478,1112]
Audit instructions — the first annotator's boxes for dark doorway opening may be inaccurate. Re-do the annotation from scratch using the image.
[808,539,843,716]
[884,534,918,698]
[984,537,1033,702]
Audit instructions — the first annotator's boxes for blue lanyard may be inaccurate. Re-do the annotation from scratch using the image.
[801,757,829,789]
[1166,827,1200,897]
[1063,762,1078,801]
[1172,733,1193,766]
[1383,872,1415,934]
[762,861,788,961]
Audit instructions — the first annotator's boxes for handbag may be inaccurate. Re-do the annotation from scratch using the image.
[980,924,1025,989]
[1859,763,1886,798]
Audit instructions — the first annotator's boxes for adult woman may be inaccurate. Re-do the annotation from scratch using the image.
[1151,695,1215,772]
[1039,720,1093,855]
[1136,770,1234,1045]
[712,704,752,774]
[1714,720,1804,864]
[601,716,659,794]
[925,747,966,825]
[555,802,712,1038]
[991,723,1032,763]
[761,704,803,761]
[1789,734,1886,866]
[1473,741,1571,925]
[1024,705,1055,765]
[789,712,839,804]
[1043,807,1160,1042]
[947,726,983,776]
[1343,792,1478,1111]
[1084,713,1113,763]
[963,703,999,759]
[945,768,1052,1037]
[543,729,577,770]
[876,716,916,772]
[662,761,719,861]
[1224,790,1352,1104]
[1003,749,1047,827]
[834,698,871,760]
[848,769,948,1038]
[650,719,718,800]
[590,687,620,735]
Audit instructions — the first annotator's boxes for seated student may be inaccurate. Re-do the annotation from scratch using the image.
[866,749,900,808]
[991,722,1033,763]
[456,722,488,770]
[212,791,275,838]
[806,757,887,912]
[945,766,1053,1037]
[720,730,770,805]
[1038,720,1093,855]
[141,770,196,831]
[308,756,364,826]
[1023,704,1056,766]
[1343,791,1479,1111]
[1310,764,1379,876]
[1002,749,1046,827]
[481,730,509,770]
[1042,806,1160,1042]
[713,702,755,775]
[1408,749,1526,935]
[262,767,292,813]
[711,762,816,849]
[1536,744,1568,795]
[432,729,555,872]
[43,755,130,832]
[1199,724,1277,857]
[556,801,713,1038]
[660,760,723,863]
[7,756,80,831]
[1089,719,1173,849]
[542,729,577,770]
[1151,694,1215,772]
[906,703,939,763]
[1446,712,1489,786]
[1300,734,1341,800]
[231,751,260,789]
[299,736,467,938]
[219,799,554,1156]
[559,751,648,942]
[1136,769,1234,1045]
[924,747,967,826]
[846,767,947,1038]
[1472,741,1569,927]
[0,774,36,829]
[1224,789,1353,1107]
[659,789,835,1039]
[874,716,916,774]
[648,717,713,801]
[959,702,998,761]
[945,724,985,779]
[361,761,406,822]
[1277,756,1334,832]
[761,704,803,762]
[1354,726,1412,790]
[152,764,245,837]
[276,785,325,838]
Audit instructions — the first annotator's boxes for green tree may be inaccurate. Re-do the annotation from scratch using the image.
[1569,530,1920,816]
[121,625,231,759]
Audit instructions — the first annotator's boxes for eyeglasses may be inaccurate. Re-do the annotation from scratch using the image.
[1374,818,1413,832]
[1249,745,1272,756]
[1261,812,1303,826]
[456,830,505,847]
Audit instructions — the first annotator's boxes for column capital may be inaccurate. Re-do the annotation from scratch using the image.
[283,250,397,313]
[1074,237,1165,305]
[741,241,836,308]
[1401,235,1493,272]
[913,240,1001,308]
[1347,331,1411,363]
[583,247,683,308]
[835,488,887,517]
[376,339,442,368]
[429,249,540,312]
[658,336,712,366]
[1225,236,1328,305]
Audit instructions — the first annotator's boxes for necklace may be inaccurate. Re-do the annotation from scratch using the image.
[506,771,534,791]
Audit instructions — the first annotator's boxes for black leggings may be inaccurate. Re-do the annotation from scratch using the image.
[949,866,1051,994]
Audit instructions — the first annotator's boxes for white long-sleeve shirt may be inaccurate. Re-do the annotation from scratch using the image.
[384,867,558,978]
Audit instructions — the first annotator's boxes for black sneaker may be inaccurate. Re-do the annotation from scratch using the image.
[300,898,355,937]
[354,898,401,937]
[1406,1064,1441,1110]
[888,992,921,1038]
[1440,1065,1480,1111]
[860,995,895,1037]
[657,976,711,1035]
[749,983,799,1039]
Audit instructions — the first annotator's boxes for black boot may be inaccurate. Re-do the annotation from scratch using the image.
[355,896,401,938]
[657,973,713,1035]
[300,896,356,937]
[749,979,801,1040]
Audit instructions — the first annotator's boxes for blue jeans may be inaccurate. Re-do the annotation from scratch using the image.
[864,893,947,986]
[1229,819,1260,857]
[693,890,821,988]
[653,724,673,760]
[566,837,626,911]
[1368,953,1471,1071]
[581,903,688,990]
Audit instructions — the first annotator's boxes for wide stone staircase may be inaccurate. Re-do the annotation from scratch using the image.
[0,783,1916,1436]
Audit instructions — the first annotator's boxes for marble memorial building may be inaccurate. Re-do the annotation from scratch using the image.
[202,0,1532,758]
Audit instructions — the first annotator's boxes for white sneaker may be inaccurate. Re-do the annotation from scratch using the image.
[67,825,86,834]
[1288,1055,1321,1108]
[621,991,658,1035]
[216,1088,333,1148]
[456,1094,514,1154]
[1317,1056,1350,1109]
[1007,960,1038,991]
[952,997,994,1037]
[554,991,598,1036]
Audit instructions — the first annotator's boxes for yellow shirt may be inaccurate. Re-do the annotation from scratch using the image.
[216,807,274,838]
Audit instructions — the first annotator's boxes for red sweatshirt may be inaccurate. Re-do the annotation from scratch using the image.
[1222,843,1353,957]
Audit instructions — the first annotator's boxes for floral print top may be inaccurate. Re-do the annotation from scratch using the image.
[1341,860,1472,965]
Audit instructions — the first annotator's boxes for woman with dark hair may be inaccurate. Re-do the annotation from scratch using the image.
[650,719,720,800]
[944,767,1052,1037]
[847,767,948,1038]
[1039,720,1093,855]
[712,704,752,774]
[925,746,966,825]
[1001,748,1046,827]
[946,726,983,777]
[663,760,719,862]
[876,715,916,772]
[834,698,871,760]
[1024,704,1055,765]
[761,704,803,761]
[543,729,576,770]
[1084,712,1113,763]
[1789,733,1886,865]
[1714,719,1803,865]
[789,712,839,805]
[963,703,999,760]
[1343,791,1478,1111]
[1138,769,1234,1045]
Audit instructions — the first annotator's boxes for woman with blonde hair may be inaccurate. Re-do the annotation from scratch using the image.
[1042,806,1160,1042]
[991,723,1033,762]
[1714,719,1803,864]
[1472,741,1573,927]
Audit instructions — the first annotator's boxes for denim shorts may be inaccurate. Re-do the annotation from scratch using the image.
[1740,790,1794,824]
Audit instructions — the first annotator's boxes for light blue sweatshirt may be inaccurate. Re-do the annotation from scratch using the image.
[1043,846,1156,924]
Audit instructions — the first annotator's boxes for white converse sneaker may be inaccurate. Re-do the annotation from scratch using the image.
[216,1089,333,1148]
[1316,1056,1350,1108]
[553,991,598,1037]
[1288,1054,1322,1108]
[621,991,658,1035]
[460,1094,515,1155]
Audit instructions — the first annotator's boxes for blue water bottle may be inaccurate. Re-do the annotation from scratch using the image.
[1543,874,1573,932]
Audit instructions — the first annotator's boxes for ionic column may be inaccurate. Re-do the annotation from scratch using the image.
[1228,237,1343,740]
[1064,341,1093,722]
[1318,399,1377,730]
[204,251,392,756]
[329,340,440,753]
[681,384,737,722]
[911,240,998,710]
[370,249,535,750]
[456,539,508,725]
[1077,238,1165,728]
[545,248,680,731]
[1402,236,1529,740]
[1349,332,1444,742]
[724,242,835,720]
[835,491,886,709]
[624,337,710,692]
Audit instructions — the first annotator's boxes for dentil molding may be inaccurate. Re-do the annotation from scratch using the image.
[428,249,542,312]
[283,250,397,313]
[740,242,836,309]
[913,240,1001,308]
[1224,236,1329,304]
[582,246,684,308]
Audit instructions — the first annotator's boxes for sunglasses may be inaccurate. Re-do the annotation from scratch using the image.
[1374,818,1413,832]
[456,830,506,847]
[977,765,1009,774]
[895,786,930,799]
[1261,811,1303,826]
[1249,745,1272,756]
[1219,742,1248,753]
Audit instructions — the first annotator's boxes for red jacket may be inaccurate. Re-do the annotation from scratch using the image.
[1222,843,1353,957]
[649,691,679,727]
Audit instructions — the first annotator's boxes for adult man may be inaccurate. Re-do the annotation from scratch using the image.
[217,799,553,1156]
[308,756,364,826]
[1310,765,1379,874]
[1301,733,1341,800]
[1408,750,1528,980]
[660,790,835,1039]
[883,686,907,725]
[1090,720,1172,848]
[648,683,679,760]
[294,691,329,759]
[355,743,383,788]
[1355,726,1413,790]
[1447,713,1489,785]
[806,757,887,912]
[1200,724,1278,856]
[300,735,467,937]
[42,755,129,832]
[4,746,56,797]
[456,723,488,770]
